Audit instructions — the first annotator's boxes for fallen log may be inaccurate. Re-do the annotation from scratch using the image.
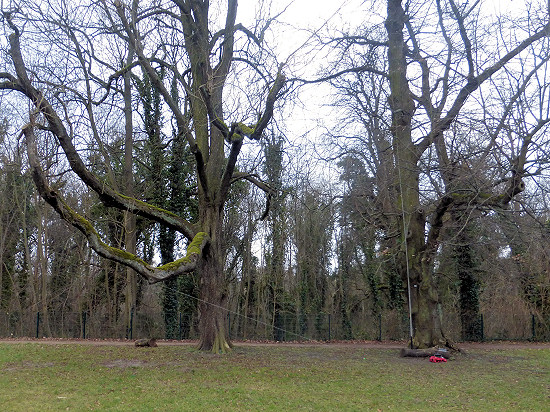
[400,347,450,359]
[135,338,157,347]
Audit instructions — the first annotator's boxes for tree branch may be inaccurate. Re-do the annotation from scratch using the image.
[231,172,277,196]
[416,21,550,156]
[24,123,208,284]
[213,0,237,79]
[114,1,198,151]
[292,64,388,85]
[219,137,243,202]
[231,172,278,221]
[210,22,261,52]
[6,26,198,240]
[449,0,475,78]
[250,69,286,140]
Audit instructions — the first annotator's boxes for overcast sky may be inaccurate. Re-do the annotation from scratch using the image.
[235,0,529,150]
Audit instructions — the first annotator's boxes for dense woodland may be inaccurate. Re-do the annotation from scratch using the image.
[0,0,549,350]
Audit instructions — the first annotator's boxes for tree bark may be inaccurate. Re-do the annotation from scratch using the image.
[410,263,445,348]
[4,0,283,352]
[196,207,231,353]
[400,347,450,359]
[385,0,446,349]
[123,35,137,338]
[36,199,52,337]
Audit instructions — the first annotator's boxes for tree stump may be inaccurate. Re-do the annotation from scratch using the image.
[400,347,450,359]
[135,338,157,347]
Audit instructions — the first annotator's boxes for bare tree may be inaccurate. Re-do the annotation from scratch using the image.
[324,0,550,348]
[1,0,286,352]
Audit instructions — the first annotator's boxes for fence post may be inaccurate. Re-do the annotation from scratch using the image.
[129,306,134,340]
[36,312,40,339]
[82,312,87,339]
[178,312,182,341]
[376,313,381,341]
[328,314,331,341]
[531,314,536,341]
[228,312,231,339]
[480,314,484,341]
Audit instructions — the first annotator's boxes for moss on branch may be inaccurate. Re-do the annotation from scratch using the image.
[157,232,208,271]
[235,122,255,137]
[41,183,206,282]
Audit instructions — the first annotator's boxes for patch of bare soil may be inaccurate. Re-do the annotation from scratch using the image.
[0,337,548,350]
[458,341,550,350]
[0,337,139,346]
[102,359,149,368]
[3,361,55,371]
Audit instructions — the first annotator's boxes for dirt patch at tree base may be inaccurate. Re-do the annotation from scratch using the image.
[0,337,548,350]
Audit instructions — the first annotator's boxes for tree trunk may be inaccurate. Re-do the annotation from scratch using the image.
[238,213,255,339]
[124,213,137,338]
[197,248,230,352]
[386,0,446,349]
[123,28,137,339]
[197,206,231,353]
[409,260,445,348]
[454,223,482,342]
[160,227,178,339]
[36,200,52,337]
[400,347,450,358]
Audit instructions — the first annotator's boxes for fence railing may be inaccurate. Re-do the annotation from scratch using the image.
[1,309,549,342]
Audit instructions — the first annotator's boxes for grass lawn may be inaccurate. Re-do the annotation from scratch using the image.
[0,341,548,411]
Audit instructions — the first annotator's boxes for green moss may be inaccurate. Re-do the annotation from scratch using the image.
[118,193,182,219]
[58,197,99,236]
[157,232,207,271]
[236,122,255,136]
[99,240,150,266]
[55,186,207,274]
[215,117,229,131]
[57,196,151,268]
[187,231,207,254]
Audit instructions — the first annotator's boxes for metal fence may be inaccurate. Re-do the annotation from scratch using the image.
[1,308,549,342]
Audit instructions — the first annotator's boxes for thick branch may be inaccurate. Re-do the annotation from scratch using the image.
[425,195,453,254]
[250,69,286,140]
[115,1,210,201]
[481,56,549,161]
[219,138,244,201]
[24,123,208,284]
[416,21,550,155]
[231,172,277,196]
[232,172,278,221]
[404,16,435,118]
[114,1,198,151]
[213,0,238,79]
[449,0,475,78]
[434,0,453,114]
[499,119,549,204]
[215,69,285,202]
[293,64,388,85]
[210,23,261,51]
[6,28,197,240]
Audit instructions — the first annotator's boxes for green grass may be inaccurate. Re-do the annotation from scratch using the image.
[0,342,548,411]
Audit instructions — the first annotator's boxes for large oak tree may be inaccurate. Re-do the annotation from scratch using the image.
[326,0,550,348]
[1,0,285,352]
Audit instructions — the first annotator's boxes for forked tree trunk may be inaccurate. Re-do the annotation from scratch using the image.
[405,220,447,349]
[386,0,447,350]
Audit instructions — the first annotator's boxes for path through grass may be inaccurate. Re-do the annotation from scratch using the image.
[0,342,548,411]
